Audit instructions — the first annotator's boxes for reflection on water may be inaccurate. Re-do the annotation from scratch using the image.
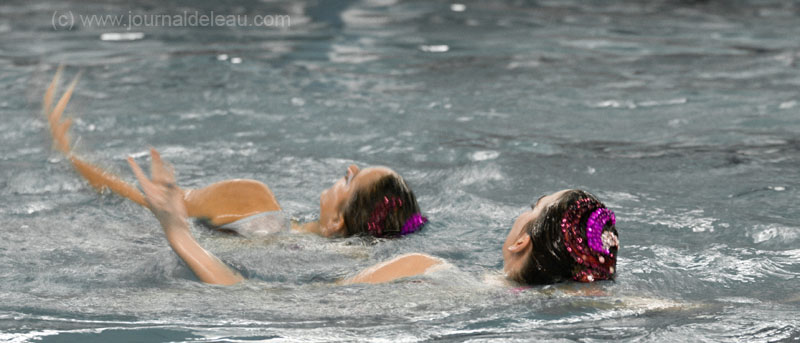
[1,0,799,341]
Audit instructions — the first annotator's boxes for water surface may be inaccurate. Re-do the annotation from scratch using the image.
[1,0,799,341]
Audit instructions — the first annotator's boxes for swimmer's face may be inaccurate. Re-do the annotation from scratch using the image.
[318,164,394,237]
[502,189,570,281]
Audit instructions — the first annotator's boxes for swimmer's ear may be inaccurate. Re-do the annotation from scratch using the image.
[322,212,345,237]
[508,234,531,254]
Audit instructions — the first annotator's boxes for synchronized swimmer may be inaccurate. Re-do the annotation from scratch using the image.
[44,68,619,287]
[43,67,427,239]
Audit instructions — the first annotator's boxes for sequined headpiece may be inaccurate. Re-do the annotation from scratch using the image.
[367,196,427,237]
[561,198,618,282]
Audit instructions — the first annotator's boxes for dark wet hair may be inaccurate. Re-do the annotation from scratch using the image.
[516,189,618,285]
[341,173,422,237]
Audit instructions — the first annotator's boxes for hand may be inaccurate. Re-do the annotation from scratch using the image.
[129,149,244,286]
[44,66,80,154]
[127,148,188,230]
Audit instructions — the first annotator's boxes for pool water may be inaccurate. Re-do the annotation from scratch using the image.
[1,0,799,341]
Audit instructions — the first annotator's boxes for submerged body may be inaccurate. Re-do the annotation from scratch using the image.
[43,68,436,285]
[44,67,425,238]
[43,69,618,287]
[125,145,618,286]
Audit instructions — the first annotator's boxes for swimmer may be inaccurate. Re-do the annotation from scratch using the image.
[129,148,435,285]
[346,189,619,285]
[43,67,427,238]
[128,148,616,287]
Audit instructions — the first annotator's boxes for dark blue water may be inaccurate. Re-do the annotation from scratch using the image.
[1,0,799,341]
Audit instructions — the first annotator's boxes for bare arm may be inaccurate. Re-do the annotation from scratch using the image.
[44,67,150,207]
[342,253,445,284]
[128,148,243,286]
[44,68,280,226]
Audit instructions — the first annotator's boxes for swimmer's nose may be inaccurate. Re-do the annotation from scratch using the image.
[348,164,359,176]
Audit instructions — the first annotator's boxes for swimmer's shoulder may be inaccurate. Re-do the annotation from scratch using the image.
[343,253,446,285]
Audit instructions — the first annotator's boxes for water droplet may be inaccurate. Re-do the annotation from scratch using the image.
[100,32,144,41]
[450,3,466,12]
[779,100,797,109]
[419,45,449,53]
[290,97,305,106]
[470,150,499,161]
